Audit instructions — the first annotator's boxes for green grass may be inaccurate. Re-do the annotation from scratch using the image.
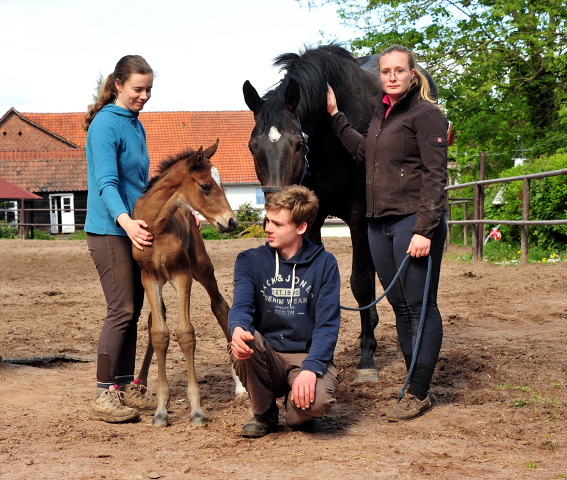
[451,240,567,265]
[70,229,87,240]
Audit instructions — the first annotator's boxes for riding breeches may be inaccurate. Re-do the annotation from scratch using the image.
[87,233,144,388]
[228,331,338,428]
[367,213,446,398]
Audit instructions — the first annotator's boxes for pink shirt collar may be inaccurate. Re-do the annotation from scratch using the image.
[383,94,393,119]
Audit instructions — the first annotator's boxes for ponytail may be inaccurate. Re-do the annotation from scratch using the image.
[85,73,117,129]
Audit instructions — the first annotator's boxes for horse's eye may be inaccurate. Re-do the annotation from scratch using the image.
[200,184,211,194]
[294,143,304,154]
[248,145,255,155]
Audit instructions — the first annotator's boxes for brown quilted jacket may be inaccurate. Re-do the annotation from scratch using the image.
[329,83,448,239]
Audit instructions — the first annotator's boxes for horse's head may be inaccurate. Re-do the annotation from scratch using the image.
[243,78,308,195]
[181,140,237,233]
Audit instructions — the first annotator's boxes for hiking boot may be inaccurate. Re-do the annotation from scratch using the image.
[241,401,279,438]
[296,416,323,433]
[121,379,158,415]
[89,385,140,423]
[386,393,431,422]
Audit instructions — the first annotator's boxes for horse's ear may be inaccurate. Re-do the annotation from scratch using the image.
[203,138,219,159]
[188,146,204,170]
[243,81,262,115]
[284,78,300,114]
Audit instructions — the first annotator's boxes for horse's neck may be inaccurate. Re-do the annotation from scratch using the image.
[142,163,190,233]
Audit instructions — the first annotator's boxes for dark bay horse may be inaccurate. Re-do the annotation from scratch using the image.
[242,44,437,382]
[132,140,244,427]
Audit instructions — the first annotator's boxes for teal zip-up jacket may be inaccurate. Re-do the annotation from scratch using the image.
[85,104,150,236]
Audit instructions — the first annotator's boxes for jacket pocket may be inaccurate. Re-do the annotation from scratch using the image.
[400,168,410,207]
[429,135,448,147]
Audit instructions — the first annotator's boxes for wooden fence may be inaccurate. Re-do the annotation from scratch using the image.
[445,152,567,265]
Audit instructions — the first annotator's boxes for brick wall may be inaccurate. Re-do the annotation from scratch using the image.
[0,113,75,150]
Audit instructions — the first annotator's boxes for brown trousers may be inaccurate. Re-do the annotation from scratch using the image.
[229,331,337,428]
[87,233,144,387]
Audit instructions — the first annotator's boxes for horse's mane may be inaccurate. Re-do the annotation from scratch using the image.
[260,42,373,128]
[143,149,206,193]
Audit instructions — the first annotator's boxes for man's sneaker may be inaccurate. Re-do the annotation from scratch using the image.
[89,385,140,423]
[296,416,323,433]
[241,401,279,438]
[386,393,431,422]
[121,379,158,415]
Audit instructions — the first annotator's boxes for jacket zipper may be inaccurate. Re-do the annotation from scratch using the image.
[401,168,410,207]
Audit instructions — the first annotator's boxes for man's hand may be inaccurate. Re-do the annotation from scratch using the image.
[407,234,431,258]
[231,326,255,360]
[326,84,339,116]
[290,370,317,410]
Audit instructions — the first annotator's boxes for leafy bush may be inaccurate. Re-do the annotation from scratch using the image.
[241,224,267,239]
[200,225,222,240]
[31,229,55,240]
[484,153,567,249]
[0,224,18,239]
[236,202,262,224]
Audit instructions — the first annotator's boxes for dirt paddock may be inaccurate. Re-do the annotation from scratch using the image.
[0,238,566,479]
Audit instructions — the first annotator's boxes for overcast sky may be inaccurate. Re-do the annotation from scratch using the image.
[0,0,361,115]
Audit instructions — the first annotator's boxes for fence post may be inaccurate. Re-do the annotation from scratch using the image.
[472,185,480,261]
[445,194,451,249]
[19,198,25,241]
[521,178,530,266]
[478,152,486,261]
[463,202,468,247]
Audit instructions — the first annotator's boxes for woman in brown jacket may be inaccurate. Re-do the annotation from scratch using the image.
[327,45,448,421]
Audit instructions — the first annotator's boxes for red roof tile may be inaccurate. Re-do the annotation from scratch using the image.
[0,178,42,200]
[0,155,88,193]
[22,110,258,184]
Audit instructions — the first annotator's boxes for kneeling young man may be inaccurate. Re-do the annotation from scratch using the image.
[228,185,341,437]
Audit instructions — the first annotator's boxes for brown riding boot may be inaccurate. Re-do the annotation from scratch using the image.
[89,385,140,423]
[386,393,431,422]
[121,379,158,415]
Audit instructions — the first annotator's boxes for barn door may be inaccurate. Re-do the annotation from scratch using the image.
[49,196,59,234]
[60,194,75,234]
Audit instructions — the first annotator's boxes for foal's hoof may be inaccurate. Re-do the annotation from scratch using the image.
[152,412,169,428]
[190,413,207,426]
[354,368,379,383]
[235,392,249,402]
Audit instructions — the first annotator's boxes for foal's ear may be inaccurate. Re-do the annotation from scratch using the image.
[284,78,300,114]
[188,146,204,170]
[243,81,262,115]
[203,138,219,159]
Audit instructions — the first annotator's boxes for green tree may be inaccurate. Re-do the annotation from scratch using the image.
[303,0,567,178]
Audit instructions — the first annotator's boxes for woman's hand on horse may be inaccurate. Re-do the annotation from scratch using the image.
[192,211,201,231]
[407,234,431,258]
[118,213,153,251]
[327,84,339,116]
[231,327,254,360]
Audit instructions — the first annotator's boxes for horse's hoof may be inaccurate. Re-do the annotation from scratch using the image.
[235,392,249,402]
[190,413,207,426]
[152,412,168,428]
[354,368,379,383]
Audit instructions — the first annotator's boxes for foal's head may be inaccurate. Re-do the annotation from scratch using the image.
[149,139,237,233]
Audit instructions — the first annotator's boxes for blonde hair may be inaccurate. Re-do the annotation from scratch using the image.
[265,185,319,230]
[85,55,153,129]
[378,45,436,104]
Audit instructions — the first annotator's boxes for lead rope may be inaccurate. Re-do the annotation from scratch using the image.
[340,253,433,403]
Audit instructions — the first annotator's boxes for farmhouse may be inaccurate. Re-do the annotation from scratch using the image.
[0,107,261,234]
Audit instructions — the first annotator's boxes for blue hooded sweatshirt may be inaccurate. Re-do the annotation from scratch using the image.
[228,239,341,377]
[85,104,150,236]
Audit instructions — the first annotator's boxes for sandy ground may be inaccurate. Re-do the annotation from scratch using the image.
[0,238,566,480]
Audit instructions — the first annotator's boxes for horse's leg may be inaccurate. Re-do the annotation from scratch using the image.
[347,217,380,382]
[171,269,207,426]
[188,223,247,399]
[137,301,165,388]
[141,271,170,427]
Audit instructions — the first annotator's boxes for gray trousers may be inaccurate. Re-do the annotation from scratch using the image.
[87,233,144,388]
[229,331,338,428]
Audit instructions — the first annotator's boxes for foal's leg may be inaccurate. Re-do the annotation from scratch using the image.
[170,269,206,426]
[137,301,165,387]
[142,272,170,427]
[189,224,247,399]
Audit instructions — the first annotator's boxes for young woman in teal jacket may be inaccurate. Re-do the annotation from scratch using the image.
[84,55,157,423]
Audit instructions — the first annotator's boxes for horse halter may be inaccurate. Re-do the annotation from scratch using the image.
[261,115,310,194]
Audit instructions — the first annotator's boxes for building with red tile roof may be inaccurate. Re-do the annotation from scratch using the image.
[0,107,261,234]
